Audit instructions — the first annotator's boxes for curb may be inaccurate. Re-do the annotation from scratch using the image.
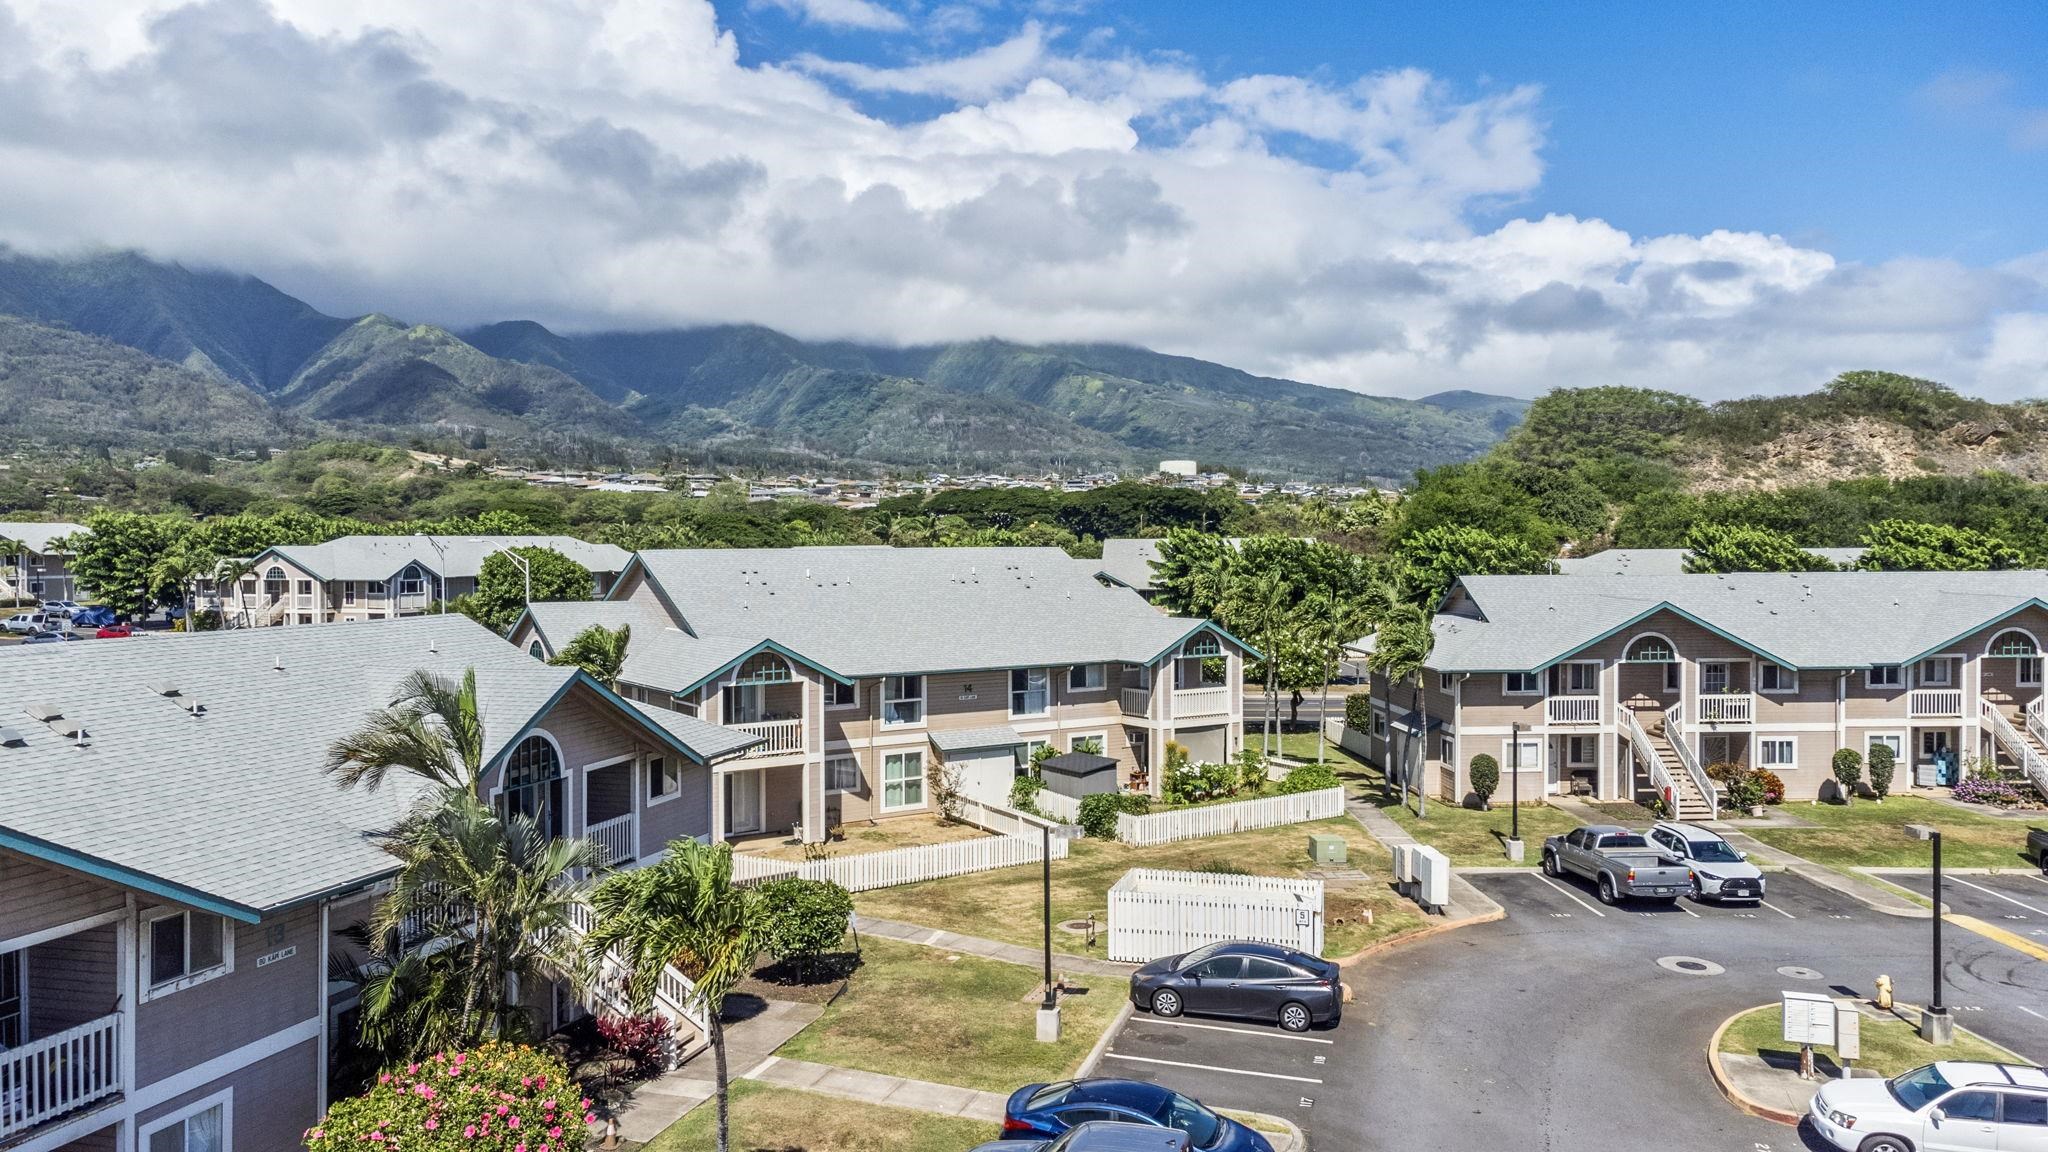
[1077,999,1134,1078]
[1705,1005,1804,1128]
[1221,1111,1307,1152]
[1336,901,1506,969]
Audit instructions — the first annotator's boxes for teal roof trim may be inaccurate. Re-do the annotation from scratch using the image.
[1900,597,2048,668]
[671,638,854,697]
[0,826,263,923]
[1148,620,1261,665]
[1542,602,1800,672]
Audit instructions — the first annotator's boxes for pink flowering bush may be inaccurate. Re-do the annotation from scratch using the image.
[305,1042,594,1151]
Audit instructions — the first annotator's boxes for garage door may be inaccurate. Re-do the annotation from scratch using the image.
[952,750,1017,807]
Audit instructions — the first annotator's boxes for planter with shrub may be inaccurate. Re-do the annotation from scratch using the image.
[305,1042,594,1152]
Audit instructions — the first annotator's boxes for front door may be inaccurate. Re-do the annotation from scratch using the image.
[1542,738,1562,795]
[1179,955,1245,1014]
[726,771,764,835]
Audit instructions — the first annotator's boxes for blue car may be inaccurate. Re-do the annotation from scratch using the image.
[69,606,118,628]
[998,1080,1272,1152]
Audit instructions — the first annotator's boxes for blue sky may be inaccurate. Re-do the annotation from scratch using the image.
[732,0,2048,266]
[2,0,2043,399]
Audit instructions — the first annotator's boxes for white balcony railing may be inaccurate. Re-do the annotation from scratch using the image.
[732,718,804,757]
[1909,689,1964,718]
[1618,707,1676,808]
[1121,687,1152,717]
[587,814,635,868]
[1544,695,1601,725]
[1171,686,1232,719]
[1980,700,2048,800]
[1662,704,1721,813]
[0,1012,123,1139]
[1694,693,1753,724]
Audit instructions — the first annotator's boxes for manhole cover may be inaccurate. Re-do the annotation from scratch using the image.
[1656,955,1725,976]
[1777,965,1825,980]
[1057,919,1096,935]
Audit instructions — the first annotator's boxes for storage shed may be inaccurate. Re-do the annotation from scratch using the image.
[1037,751,1120,800]
[1107,868,1325,963]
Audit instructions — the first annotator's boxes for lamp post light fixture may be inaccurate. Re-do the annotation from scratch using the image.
[1036,822,1061,1043]
[501,548,533,612]
[1905,822,1953,1045]
[1504,721,1524,862]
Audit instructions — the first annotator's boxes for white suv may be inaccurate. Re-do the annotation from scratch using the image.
[1811,1061,2048,1152]
[1647,821,1766,903]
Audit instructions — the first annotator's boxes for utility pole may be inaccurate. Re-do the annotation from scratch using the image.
[501,549,533,614]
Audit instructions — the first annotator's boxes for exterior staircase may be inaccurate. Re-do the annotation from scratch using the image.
[1631,711,1715,821]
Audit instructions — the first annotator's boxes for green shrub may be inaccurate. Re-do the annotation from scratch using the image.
[1468,753,1500,809]
[1721,768,1765,811]
[752,877,853,979]
[1867,743,1896,800]
[1193,860,1251,875]
[305,1042,591,1152]
[1755,769,1786,805]
[1197,760,1238,799]
[1079,792,1151,839]
[1831,748,1863,803]
[1344,693,1373,732]
[1275,761,1341,795]
[1009,773,1046,815]
[1234,746,1269,795]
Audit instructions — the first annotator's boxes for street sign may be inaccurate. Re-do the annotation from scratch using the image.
[1782,991,1837,1047]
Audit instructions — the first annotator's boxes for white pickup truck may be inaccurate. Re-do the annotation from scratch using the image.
[1542,825,1692,905]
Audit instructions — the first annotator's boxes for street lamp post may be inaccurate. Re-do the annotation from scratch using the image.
[501,549,532,613]
[1906,823,1952,1044]
[1505,721,1524,862]
[1036,822,1061,1043]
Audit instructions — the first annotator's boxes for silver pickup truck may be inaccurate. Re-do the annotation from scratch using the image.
[1542,825,1692,905]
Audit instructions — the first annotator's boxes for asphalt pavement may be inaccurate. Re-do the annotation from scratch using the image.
[1098,869,2048,1152]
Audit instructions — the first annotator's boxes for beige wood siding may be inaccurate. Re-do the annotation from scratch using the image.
[0,851,125,946]
[136,903,320,1083]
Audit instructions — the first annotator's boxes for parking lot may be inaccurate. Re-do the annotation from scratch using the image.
[1096,867,2048,1151]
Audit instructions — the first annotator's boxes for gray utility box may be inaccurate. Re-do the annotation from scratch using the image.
[1307,833,1349,865]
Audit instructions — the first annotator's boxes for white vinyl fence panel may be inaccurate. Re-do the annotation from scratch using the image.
[1033,790,1083,825]
[1115,787,1346,847]
[1107,868,1325,963]
[729,827,1067,893]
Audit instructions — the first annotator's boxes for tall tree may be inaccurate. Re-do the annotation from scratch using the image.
[584,841,759,1152]
[1397,524,1551,608]
[1681,523,1840,573]
[462,546,593,633]
[1150,529,1237,618]
[62,511,190,616]
[1368,601,1437,817]
[1856,519,2026,571]
[549,623,632,689]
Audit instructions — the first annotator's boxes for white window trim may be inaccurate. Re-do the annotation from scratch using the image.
[1562,660,1601,694]
[646,754,681,806]
[342,581,357,606]
[825,753,861,794]
[1009,667,1052,719]
[1758,662,1799,694]
[1865,664,1904,689]
[1917,656,1955,687]
[1698,661,1733,695]
[139,908,235,1002]
[879,750,925,812]
[1438,672,1455,692]
[1067,663,1107,692]
[1503,672,1541,696]
[1566,735,1595,766]
[1371,710,1388,738]
[2020,658,2044,688]
[1067,731,1109,755]
[1758,736,1796,769]
[1866,731,1905,759]
[139,1088,232,1152]
[881,675,926,729]
[825,679,860,710]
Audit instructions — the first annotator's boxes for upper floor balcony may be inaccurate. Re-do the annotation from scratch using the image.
[1118,683,1232,721]
[1909,688,1965,719]
[1,919,125,1142]
[1544,696,1602,726]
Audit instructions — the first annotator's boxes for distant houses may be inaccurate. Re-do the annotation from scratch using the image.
[0,521,87,603]
[214,535,629,627]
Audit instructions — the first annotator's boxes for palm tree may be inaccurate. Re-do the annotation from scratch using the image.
[549,623,631,689]
[1222,568,1291,757]
[1312,587,1377,767]
[583,841,758,1152]
[326,668,487,793]
[1369,602,1434,816]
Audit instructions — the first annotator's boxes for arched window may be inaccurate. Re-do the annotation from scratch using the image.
[1181,634,1222,659]
[501,735,563,838]
[1625,635,1676,663]
[527,640,545,660]
[1988,629,2039,657]
[734,652,793,685]
[263,566,287,601]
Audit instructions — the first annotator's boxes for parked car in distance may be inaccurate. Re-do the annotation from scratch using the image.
[4,611,52,634]
[39,599,85,617]
[999,1080,1271,1152]
[1647,821,1766,902]
[2028,827,2048,875]
[1810,1061,2048,1152]
[22,631,75,643]
[1130,940,1341,1032]
[95,623,134,638]
[973,1120,1190,1152]
[70,606,118,629]
[1542,825,1692,905]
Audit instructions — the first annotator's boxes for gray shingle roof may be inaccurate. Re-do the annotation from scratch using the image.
[0,615,746,918]
[0,522,87,555]
[261,535,631,583]
[523,602,789,697]
[1097,539,1165,591]
[1554,547,1864,576]
[929,725,1025,753]
[626,547,1234,680]
[1418,570,2048,673]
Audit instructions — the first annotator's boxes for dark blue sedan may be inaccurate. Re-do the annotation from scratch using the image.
[998,1079,1273,1152]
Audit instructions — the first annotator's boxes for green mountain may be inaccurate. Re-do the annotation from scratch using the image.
[0,250,1526,477]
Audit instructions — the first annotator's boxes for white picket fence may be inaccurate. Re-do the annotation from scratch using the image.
[1033,790,1084,825]
[1107,868,1325,962]
[1114,787,1346,847]
[730,828,1067,892]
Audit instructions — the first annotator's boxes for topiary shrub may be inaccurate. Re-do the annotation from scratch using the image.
[1867,744,1896,801]
[1831,748,1863,804]
[1079,792,1151,839]
[305,1042,593,1152]
[752,877,853,981]
[1275,761,1341,795]
[1344,693,1373,733]
[596,1013,672,1079]
[1468,753,1500,810]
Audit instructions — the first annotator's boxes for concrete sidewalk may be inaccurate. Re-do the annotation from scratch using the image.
[855,914,1134,977]
[1347,796,1504,929]
[745,1055,1011,1122]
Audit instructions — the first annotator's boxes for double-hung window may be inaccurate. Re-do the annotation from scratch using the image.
[1068,664,1105,692]
[826,754,861,793]
[882,675,924,726]
[882,751,925,810]
[144,1094,228,1152]
[1011,668,1050,717]
[647,756,680,802]
[143,908,232,999]
[342,581,357,606]
[1919,657,1953,687]
[1564,662,1599,693]
[1759,739,1795,768]
[1758,662,1797,693]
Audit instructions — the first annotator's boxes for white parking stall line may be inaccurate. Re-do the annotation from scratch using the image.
[2026,874,2048,889]
[1128,1018,1335,1044]
[1534,874,1606,917]
[1759,900,1797,920]
[1677,902,1701,918]
[1104,1053,1324,1085]
[1951,877,2048,918]
[2021,1006,2048,1022]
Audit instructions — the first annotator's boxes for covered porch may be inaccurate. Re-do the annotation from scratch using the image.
[1,915,127,1143]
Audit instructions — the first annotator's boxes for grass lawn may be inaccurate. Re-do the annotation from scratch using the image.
[1719,1004,2026,1077]
[1268,730,1346,762]
[642,1081,997,1152]
[1585,800,1662,824]
[740,814,991,862]
[1742,796,2039,869]
[1338,747,1582,867]
[777,936,1122,1092]
[855,817,1426,959]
